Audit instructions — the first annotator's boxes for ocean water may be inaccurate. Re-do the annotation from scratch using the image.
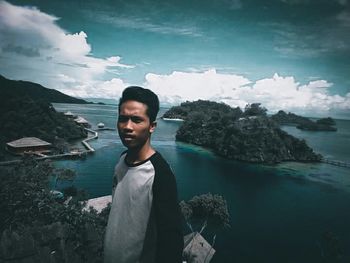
[53,103,350,263]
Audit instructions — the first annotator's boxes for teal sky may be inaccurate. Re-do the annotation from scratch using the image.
[1,0,349,118]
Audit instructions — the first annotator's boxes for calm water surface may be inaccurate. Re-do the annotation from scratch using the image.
[53,103,350,263]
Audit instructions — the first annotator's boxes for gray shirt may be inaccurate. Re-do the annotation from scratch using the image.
[104,151,184,263]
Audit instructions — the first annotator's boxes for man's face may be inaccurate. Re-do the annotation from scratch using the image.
[117,100,156,150]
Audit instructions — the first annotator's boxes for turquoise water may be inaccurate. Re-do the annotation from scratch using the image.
[53,103,350,263]
[281,120,350,162]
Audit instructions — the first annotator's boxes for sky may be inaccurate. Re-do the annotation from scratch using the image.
[0,0,349,118]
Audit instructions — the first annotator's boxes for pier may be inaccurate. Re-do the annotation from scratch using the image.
[0,151,88,166]
[82,128,98,152]
[321,158,350,168]
[97,127,115,131]
[0,128,99,166]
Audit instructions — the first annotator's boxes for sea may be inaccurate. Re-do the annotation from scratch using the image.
[53,103,350,263]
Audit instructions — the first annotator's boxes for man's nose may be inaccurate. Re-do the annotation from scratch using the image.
[124,119,133,130]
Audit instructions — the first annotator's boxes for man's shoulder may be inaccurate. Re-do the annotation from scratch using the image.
[150,152,173,174]
[150,152,178,195]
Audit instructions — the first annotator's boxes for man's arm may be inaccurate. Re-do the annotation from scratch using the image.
[152,156,184,263]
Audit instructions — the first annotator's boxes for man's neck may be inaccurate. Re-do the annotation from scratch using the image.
[126,144,155,165]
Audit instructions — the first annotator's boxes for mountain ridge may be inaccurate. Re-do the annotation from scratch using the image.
[0,75,88,104]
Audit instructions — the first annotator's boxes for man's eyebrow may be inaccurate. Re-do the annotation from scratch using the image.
[118,115,145,121]
[119,114,144,118]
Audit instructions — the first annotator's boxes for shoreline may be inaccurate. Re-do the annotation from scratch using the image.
[162,117,184,122]
[0,128,99,166]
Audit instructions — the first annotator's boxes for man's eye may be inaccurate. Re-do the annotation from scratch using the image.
[118,116,128,123]
[131,117,142,123]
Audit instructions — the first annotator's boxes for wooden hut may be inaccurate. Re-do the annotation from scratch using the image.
[74,116,91,128]
[64,111,75,118]
[183,232,215,263]
[6,137,52,155]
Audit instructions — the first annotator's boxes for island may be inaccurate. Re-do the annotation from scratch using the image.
[271,110,337,131]
[163,101,322,164]
[0,75,88,161]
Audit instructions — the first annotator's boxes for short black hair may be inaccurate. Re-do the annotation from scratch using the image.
[118,86,160,122]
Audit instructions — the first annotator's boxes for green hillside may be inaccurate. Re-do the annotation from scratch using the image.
[164,101,322,164]
[0,75,88,161]
[0,75,88,104]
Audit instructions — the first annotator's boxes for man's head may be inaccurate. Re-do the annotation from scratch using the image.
[117,86,159,150]
[118,86,159,123]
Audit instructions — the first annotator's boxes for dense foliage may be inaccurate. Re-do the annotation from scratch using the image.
[0,96,87,160]
[164,100,321,163]
[163,100,242,120]
[316,117,336,126]
[180,193,230,263]
[271,110,337,131]
[180,193,230,231]
[0,157,109,262]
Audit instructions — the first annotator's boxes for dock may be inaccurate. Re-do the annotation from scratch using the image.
[0,151,88,166]
[97,127,115,131]
[0,128,99,166]
[82,128,98,152]
[321,158,350,168]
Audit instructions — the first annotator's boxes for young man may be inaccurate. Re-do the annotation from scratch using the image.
[104,86,184,263]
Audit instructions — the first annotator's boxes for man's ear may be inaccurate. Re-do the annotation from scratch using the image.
[149,121,157,133]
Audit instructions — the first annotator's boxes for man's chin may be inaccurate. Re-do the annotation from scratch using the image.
[122,141,133,147]
[121,140,138,149]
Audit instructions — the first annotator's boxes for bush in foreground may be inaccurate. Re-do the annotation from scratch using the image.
[0,156,109,263]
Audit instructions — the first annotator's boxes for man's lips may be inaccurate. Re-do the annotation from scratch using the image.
[121,134,135,140]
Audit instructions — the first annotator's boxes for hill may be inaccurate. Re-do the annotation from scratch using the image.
[0,75,89,160]
[0,75,88,104]
[163,101,321,164]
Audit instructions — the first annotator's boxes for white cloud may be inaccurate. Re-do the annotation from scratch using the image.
[86,12,203,37]
[143,70,350,117]
[144,69,251,106]
[106,56,134,68]
[263,13,350,59]
[54,76,130,99]
[0,0,133,95]
[57,73,76,83]
[0,1,349,118]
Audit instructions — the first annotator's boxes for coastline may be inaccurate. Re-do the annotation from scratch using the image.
[162,117,184,122]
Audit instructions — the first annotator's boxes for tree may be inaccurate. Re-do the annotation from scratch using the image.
[53,167,76,189]
[316,117,336,126]
[180,193,230,233]
[244,103,267,116]
[0,156,109,262]
[180,193,230,263]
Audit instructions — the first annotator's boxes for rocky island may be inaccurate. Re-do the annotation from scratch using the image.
[271,110,337,131]
[163,101,322,164]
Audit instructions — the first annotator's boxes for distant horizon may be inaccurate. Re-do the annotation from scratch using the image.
[63,96,350,121]
[2,71,348,120]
